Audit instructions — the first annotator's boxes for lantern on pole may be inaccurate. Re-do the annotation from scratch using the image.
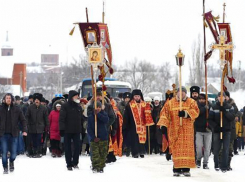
[175,47,185,126]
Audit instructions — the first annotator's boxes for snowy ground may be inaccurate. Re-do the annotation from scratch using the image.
[1,151,245,182]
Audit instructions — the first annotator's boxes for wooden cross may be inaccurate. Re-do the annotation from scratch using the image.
[211,33,234,67]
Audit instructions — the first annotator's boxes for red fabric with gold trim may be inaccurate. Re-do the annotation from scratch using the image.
[162,134,169,152]
[157,97,199,168]
[204,11,219,43]
[218,23,235,83]
[78,23,100,47]
[98,24,112,65]
[129,100,154,144]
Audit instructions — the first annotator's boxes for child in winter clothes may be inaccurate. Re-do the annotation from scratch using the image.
[87,101,109,173]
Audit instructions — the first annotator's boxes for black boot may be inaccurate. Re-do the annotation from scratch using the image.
[10,162,14,172]
[3,167,8,174]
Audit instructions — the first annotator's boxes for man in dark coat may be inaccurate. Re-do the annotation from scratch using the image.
[209,92,235,172]
[59,90,83,171]
[118,92,131,156]
[223,91,238,170]
[0,93,27,174]
[195,94,212,169]
[151,96,162,154]
[190,86,200,101]
[26,93,49,158]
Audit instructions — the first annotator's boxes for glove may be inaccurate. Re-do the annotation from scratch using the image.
[205,105,209,110]
[111,130,117,137]
[219,106,226,112]
[59,130,65,137]
[94,137,100,142]
[161,126,167,135]
[178,111,186,117]
[94,108,100,115]
[102,105,105,110]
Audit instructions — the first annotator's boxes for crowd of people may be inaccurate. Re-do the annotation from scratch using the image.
[0,86,244,177]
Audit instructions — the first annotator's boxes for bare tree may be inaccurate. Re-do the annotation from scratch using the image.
[189,34,204,87]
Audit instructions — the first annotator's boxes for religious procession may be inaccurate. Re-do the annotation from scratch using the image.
[0,0,245,181]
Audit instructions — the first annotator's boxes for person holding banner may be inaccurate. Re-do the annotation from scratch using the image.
[208,92,235,172]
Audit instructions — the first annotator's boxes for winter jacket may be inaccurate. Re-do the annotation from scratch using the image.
[152,104,162,124]
[208,101,235,133]
[49,110,60,140]
[59,91,83,133]
[117,101,127,116]
[26,104,49,134]
[87,110,109,141]
[0,104,27,137]
[227,98,238,140]
[87,100,115,129]
[195,102,210,132]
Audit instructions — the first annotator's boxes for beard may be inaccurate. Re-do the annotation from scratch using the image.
[192,96,198,101]
[135,99,141,103]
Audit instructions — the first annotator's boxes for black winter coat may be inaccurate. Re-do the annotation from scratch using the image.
[59,99,83,134]
[195,102,209,132]
[208,101,235,133]
[0,104,27,137]
[26,104,49,134]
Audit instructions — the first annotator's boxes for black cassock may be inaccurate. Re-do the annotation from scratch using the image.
[123,104,145,157]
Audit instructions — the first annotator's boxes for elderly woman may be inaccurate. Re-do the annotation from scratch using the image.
[49,101,62,157]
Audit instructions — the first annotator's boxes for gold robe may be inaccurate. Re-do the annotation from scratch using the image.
[157,97,199,168]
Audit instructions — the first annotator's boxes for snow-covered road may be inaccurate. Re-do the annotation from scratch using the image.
[1,151,245,182]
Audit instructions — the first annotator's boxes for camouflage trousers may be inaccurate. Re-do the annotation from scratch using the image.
[90,140,108,170]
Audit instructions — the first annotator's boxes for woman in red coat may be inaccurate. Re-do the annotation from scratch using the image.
[49,102,62,157]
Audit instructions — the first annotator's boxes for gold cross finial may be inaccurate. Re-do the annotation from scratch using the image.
[223,3,226,23]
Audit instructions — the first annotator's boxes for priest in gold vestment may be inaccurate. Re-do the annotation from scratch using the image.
[157,87,199,177]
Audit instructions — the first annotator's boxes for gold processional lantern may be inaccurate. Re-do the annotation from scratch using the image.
[175,47,185,126]
[175,48,185,66]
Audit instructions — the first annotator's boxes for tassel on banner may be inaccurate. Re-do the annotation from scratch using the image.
[227,76,236,84]
[212,15,220,22]
[69,26,76,36]
[204,21,208,28]
[223,85,227,92]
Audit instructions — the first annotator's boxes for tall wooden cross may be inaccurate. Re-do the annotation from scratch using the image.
[211,33,234,68]
[210,33,234,139]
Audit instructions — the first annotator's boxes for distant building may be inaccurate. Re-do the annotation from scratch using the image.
[0,31,27,96]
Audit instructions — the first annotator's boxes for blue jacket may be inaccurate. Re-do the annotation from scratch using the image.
[87,110,109,141]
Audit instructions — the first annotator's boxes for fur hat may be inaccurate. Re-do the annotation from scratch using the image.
[198,93,206,100]
[123,92,131,99]
[190,86,200,97]
[33,93,43,102]
[130,89,144,101]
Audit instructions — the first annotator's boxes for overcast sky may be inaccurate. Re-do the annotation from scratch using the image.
[0,0,244,84]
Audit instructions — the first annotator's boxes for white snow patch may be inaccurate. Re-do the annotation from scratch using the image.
[1,151,245,182]
[231,90,245,110]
